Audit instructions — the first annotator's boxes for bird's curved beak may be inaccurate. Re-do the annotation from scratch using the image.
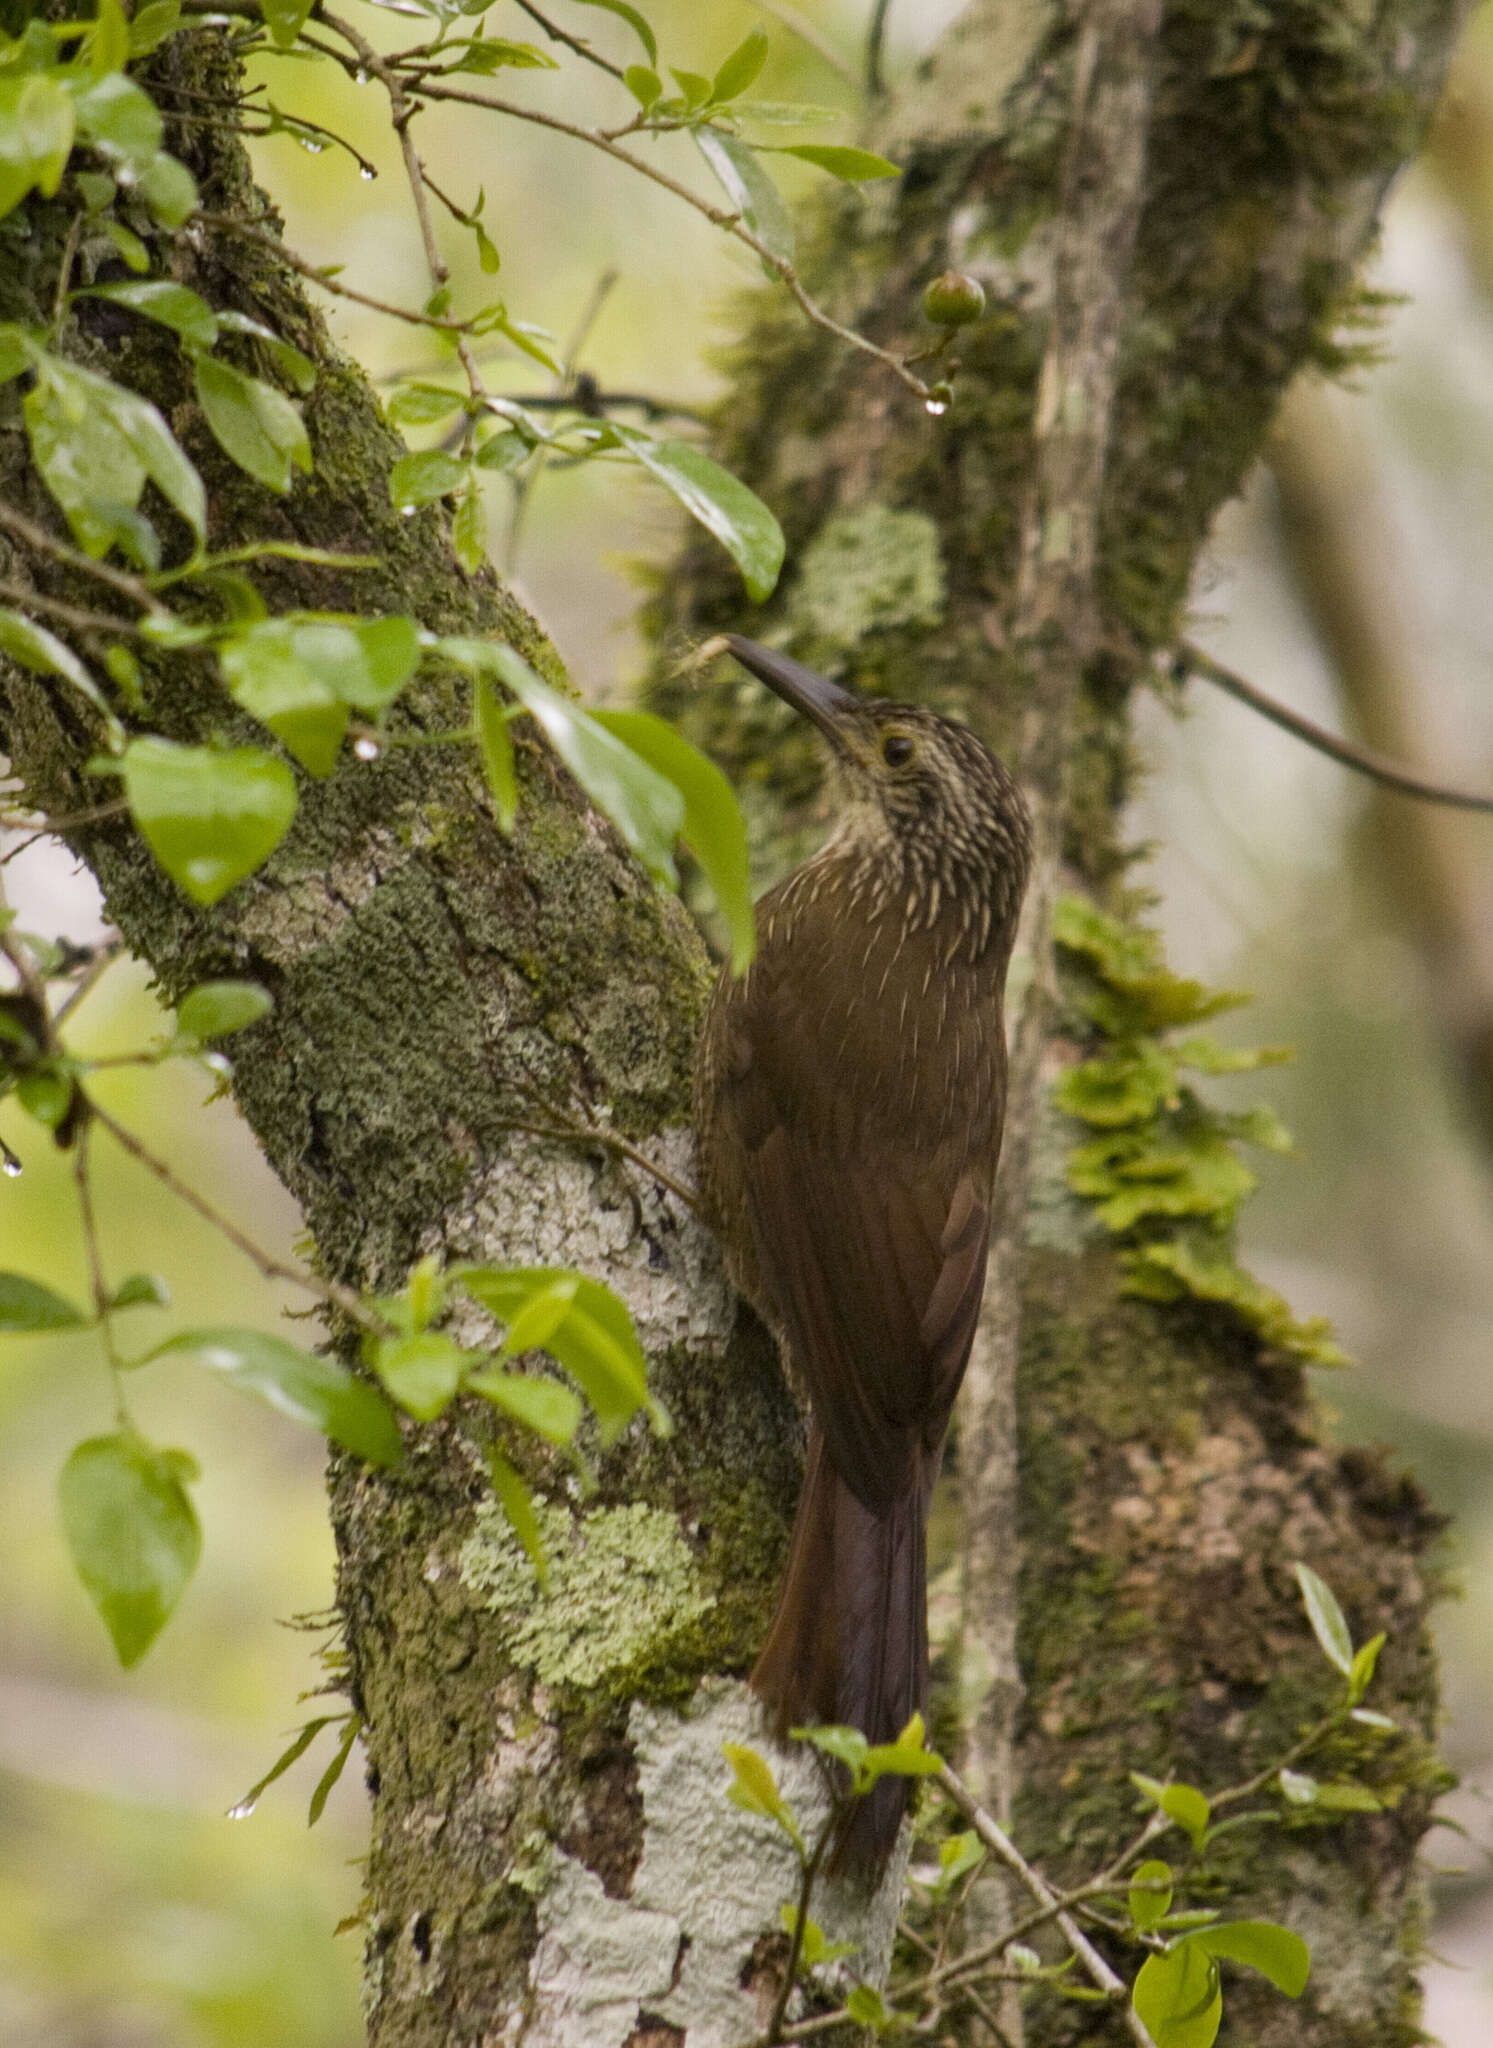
[724,635,859,748]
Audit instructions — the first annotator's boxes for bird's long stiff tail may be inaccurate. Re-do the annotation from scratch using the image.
[751,1428,932,1879]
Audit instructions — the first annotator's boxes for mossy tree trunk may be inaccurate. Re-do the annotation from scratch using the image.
[0,4,1464,2046]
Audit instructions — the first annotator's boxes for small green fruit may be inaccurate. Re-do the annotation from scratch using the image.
[922,269,986,327]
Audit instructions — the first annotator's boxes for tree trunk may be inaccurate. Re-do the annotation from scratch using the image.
[0,4,1464,2045]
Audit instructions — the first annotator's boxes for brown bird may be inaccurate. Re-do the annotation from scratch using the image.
[695,636,1032,1876]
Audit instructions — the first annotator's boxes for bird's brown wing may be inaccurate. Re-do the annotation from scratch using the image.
[719,906,999,1518]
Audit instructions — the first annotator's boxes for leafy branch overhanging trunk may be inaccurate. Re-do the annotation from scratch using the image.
[0,2,1467,2044]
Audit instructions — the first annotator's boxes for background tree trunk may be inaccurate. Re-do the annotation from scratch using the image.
[0,3,1467,2044]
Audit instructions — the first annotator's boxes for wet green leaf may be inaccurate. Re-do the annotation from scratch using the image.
[149,1326,403,1465]
[194,354,310,493]
[176,980,274,1039]
[605,422,784,601]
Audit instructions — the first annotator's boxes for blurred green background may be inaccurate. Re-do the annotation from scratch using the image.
[3,2,1493,2042]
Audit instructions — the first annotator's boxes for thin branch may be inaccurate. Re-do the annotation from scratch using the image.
[0,576,146,640]
[50,211,85,339]
[935,1763,1160,2048]
[512,0,626,81]
[866,0,892,96]
[319,8,489,417]
[494,1115,698,1213]
[0,502,167,616]
[85,1095,385,1334]
[398,79,933,400]
[1177,642,1493,814]
[73,1120,125,1386]
[197,211,465,331]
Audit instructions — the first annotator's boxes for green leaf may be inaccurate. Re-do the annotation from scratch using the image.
[1174,1035,1293,1076]
[452,481,488,572]
[1279,1768,1318,1805]
[1294,1563,1354,1677]
[1132,1942,1222,2048]
[147,1327,403,1466]
[448,37,558,74]
[766,142,900,181]
[1348,1632,1385,1705]
[58,1432,201,1665]
[78,279,218,350]
[1131,1774,1211,1847]
[860,1712,942,1786]
[474,679,518,830]
[0,610,124,749]
[1130,1858,1174,1932]
[221,615,421,771]
[110,1272,171,1310]
[67,70,162,170]
[694,126,794,265]
[844,1985,892,2030]
[711,25,769,102]
[257,0,314,47]
[194,354,310,494]
[488,1449,547,1583]
[454,1262,665,1442]
[129,0,183,55]
[604,423,784,601]
[569,0,656,64]
[474,220,501,274]
[137,150,197,228]
[103,219,151,272]
[229,1714,343,1818]
[624,63,662,109]
[721,1741,801,1850]
[794,1722,867,1773]
[442,640,684,884]
[120,737,297,905]
[176,980,274,1039]
[0,1271,88,1332]
[387,383,467,428]
[466,1365,583,1446]
[372,1331,466,1421]
[89,0,133,73]
[215,310,315,393]
[26,355,205,555]
[936,1830,985,1890]
[0,74,76,222]
[1193,1921,1309,1996]
[306,1710,360,1824]
[592,708,754,971]
[0,324,31,383]
[390,448,465,508]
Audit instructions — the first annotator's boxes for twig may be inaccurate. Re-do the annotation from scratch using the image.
[0,502,167,616]
[85,1095,385,1334]
[936,1763,1159,2048]
[54,935,125,1025]
[197,211,468,331]
[513,0,626,81]
[495,1115,698,1213]
[51,212,85,339]
[72,1120,125,1386]
[320,9,489,418]
[399,79,932,401]
[0,576,146,639]
[866,0,892,96]
[1177,642,1493,814]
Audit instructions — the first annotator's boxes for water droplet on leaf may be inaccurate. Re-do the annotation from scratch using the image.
[354,736,382,761]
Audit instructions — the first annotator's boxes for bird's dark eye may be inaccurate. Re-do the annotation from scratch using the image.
[882,732,916,767]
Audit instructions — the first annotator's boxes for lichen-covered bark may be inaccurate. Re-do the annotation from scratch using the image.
[0,2,1467,2044]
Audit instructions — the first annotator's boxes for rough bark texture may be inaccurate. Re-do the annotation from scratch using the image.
[0,3,1466,2045]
